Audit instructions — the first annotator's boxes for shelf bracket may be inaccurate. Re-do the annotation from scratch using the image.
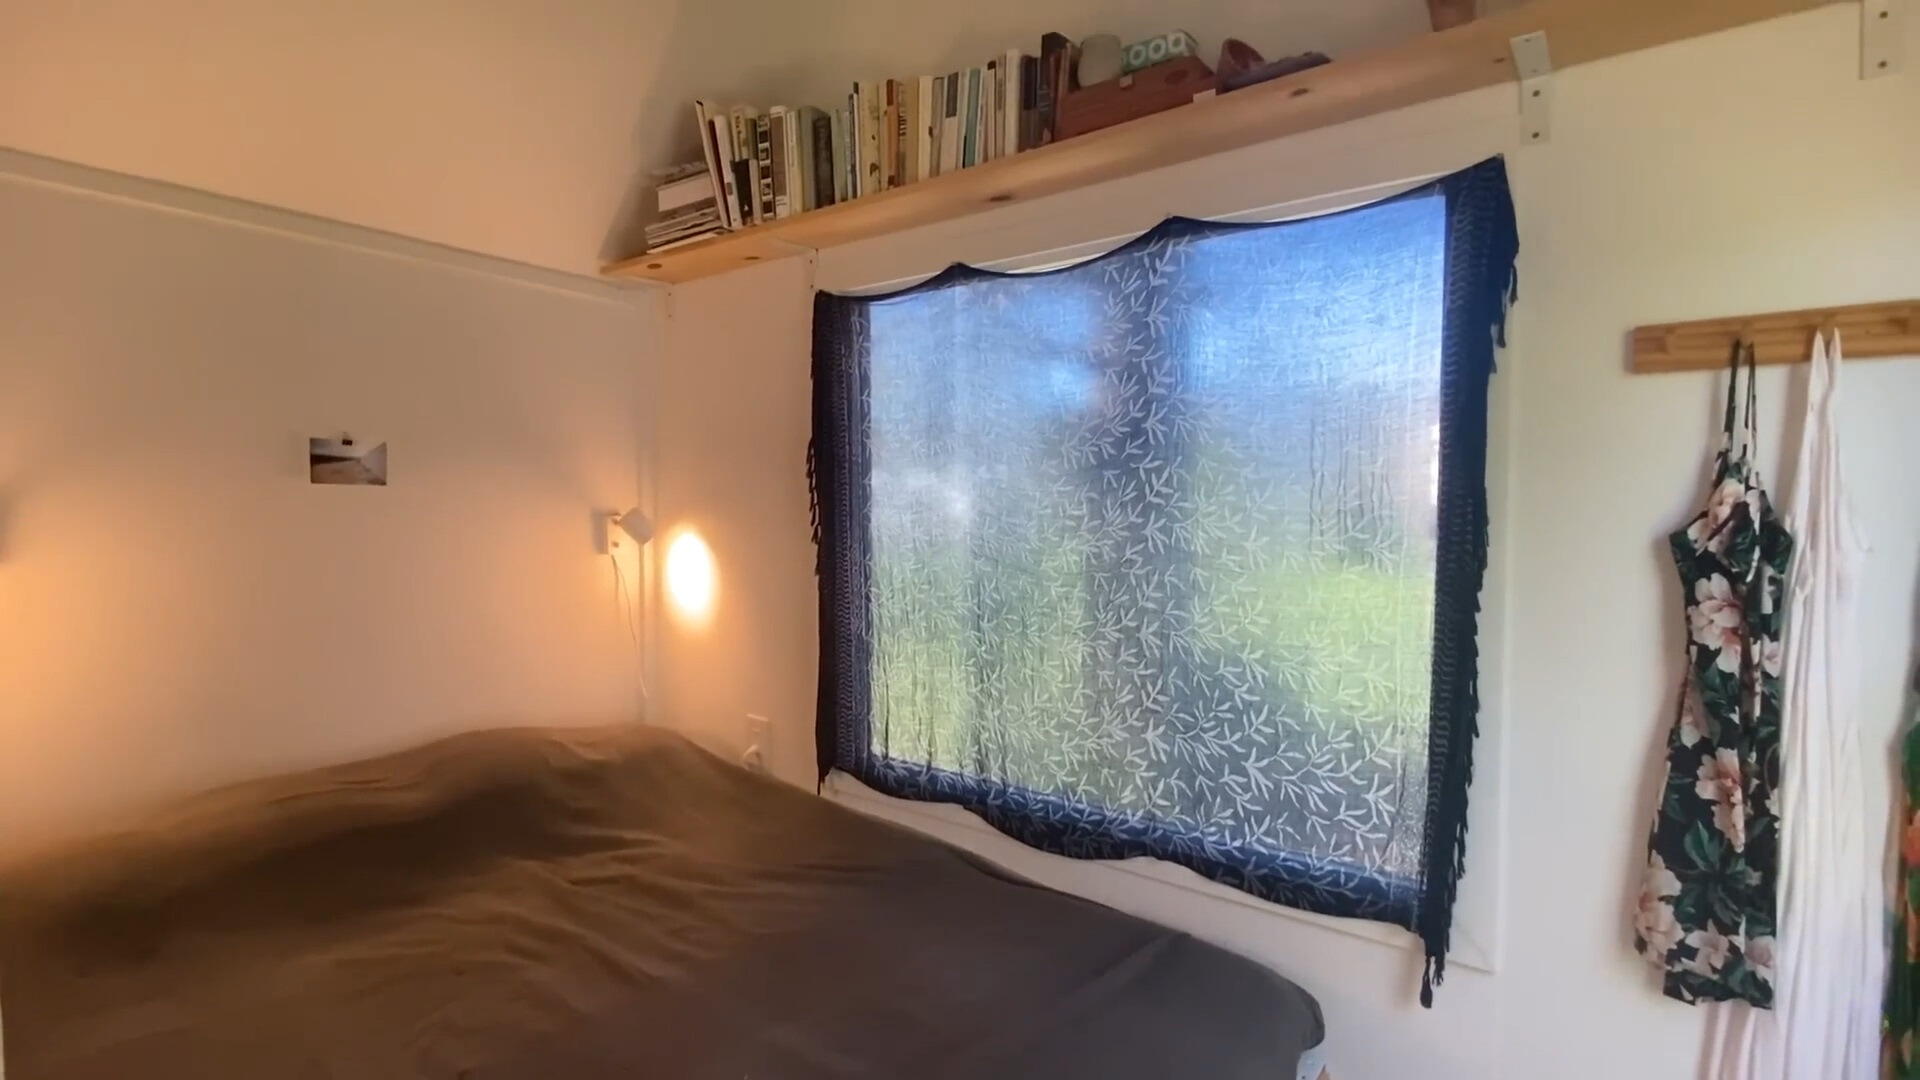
[1863,0,1906,79]
[1510,31,1554,145]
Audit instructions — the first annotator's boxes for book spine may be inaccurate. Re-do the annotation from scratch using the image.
[902,77,917,183]
[903,78,919,186]
[882,79,899,190]
[1034,45,1055,147]
[846,88,861,198]
[753,114,774,223]
[834,101,852,202]
[976,65,990,163]
[830,106,847,203]
[729,107,760,225]
[768,107,790,219]
[916,74,935,182]
[879,80,892,190]
[986,59,1000,162]
[928,75,945,177]
[732,158,753,226]
[692,101,727,230]
[1004,49,1022,155]
[941,73,960,174]
[1039,32,1070,145]
[962,68,980,167]
[786,108,806,212]
[708,115,741,230]
[1020,55,1039,152]
[810,111,833,208]
[860,81,882,197]
[793,107,813,210]
[980,64,993,163]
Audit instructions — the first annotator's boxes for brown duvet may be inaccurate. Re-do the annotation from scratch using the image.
[0,725,1323,1079]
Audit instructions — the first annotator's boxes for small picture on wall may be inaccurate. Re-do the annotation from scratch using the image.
[309,437,388,486]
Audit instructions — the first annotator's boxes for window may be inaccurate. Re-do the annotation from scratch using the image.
[811,158,1517,1001]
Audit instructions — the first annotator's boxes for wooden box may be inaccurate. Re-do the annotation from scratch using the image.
[1056,56,1216,141]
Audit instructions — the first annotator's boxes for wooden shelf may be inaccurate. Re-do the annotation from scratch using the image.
[1632,300,1920,373]
[603,0,1835,286]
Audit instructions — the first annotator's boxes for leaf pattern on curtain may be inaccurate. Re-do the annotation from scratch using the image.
[812,158,1518,1000]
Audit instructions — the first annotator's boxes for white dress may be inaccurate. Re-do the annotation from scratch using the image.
[1705,331,1882,1080]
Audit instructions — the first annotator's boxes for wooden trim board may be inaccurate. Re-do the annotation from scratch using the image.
[1631,300,1920,373]
[604,0,1838,285]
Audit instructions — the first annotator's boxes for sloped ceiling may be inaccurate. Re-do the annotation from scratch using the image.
[0,0,1430,277]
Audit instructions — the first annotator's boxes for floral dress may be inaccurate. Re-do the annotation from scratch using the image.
[1634,343,1793,1008]
[1885,664,1920,1075]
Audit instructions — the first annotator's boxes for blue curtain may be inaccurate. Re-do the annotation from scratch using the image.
[811,157,1517,1003]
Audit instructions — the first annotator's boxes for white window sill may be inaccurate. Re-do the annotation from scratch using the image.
[821,770,1496,974]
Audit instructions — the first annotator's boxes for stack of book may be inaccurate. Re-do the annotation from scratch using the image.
[690,33,1078,235]
[644,163,725,252]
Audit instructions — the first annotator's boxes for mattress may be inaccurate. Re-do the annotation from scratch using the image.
[0,724,1323,1079]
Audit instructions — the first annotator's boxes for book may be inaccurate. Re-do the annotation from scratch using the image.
[752,113,775,222]
[651,160,708,183]
[647,225,720,248]
[645,210,722,248]
[1004,50,1024,155]
[647,206,718,233]
[768,107,791,218]
[699,109,739,230]
[897,78,911,185]
[858,81,882,197]
[656,171,714,215]
[997,58,1010,159]
[985,59,999,162]
[646,208,721,245]
[802,105,828,210]
[1020,55,1040,151]
[707,115,741,230]
[832,104,851,203]
[878,80,892,190]
[928,75,945,177]
[962,67,981,167]
[784,105,805,212]
[903,78,919,186]
[727,106,761,225]
[646,227,726,253]
[845,90,861,198]
[976,65,990,163]
[916,74,936,182]
[941,72,961,174]
[1038,32,1071,145]
[981,64,994,162]
[882,79,901,190]
[691,101,731,230]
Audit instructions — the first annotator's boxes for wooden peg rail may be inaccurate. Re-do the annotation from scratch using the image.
[1630,299,1920,374]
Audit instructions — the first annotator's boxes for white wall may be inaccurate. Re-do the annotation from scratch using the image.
[0,158,658,852]
[654,7,1920,1078]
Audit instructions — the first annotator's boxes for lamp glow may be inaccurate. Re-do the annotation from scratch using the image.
[664,530,716,619]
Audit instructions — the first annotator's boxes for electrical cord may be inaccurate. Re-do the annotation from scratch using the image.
[609,548,651,713]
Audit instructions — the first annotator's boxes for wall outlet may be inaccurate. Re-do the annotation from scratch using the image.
[743,713,772,774]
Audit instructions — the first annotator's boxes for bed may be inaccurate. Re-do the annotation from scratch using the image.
[0,724,1324,1078]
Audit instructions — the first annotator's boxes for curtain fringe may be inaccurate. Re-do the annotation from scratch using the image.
[1416,156,1516,1007]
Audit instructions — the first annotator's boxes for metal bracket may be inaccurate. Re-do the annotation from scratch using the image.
[1863,0,1906,79]
[1509,32,1553,145]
